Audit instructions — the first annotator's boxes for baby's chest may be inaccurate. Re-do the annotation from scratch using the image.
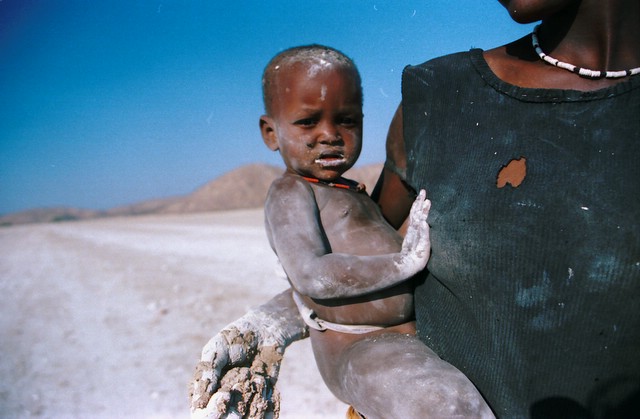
[316,192,378,225]
[316,194,401,254]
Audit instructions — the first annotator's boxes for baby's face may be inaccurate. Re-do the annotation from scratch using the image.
[269,62,363,181]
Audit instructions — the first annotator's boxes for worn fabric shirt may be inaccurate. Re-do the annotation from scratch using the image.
[401,48,640,418]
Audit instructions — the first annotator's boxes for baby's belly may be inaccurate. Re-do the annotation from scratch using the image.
[305,282,414,327]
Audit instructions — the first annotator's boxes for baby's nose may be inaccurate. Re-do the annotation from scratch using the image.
[318,124,342,144]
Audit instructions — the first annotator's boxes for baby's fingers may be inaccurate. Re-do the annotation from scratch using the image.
[191,325,260,409]
[190,335,231,409]
[409,190,429,224]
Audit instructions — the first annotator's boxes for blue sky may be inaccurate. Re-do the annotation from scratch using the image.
[0,1,534,214]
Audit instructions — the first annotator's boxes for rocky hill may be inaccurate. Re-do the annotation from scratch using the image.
[0,163,383,226]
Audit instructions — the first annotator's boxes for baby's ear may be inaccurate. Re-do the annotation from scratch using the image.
[259,116,279,151]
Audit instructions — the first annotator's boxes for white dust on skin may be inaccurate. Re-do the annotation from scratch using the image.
[273,58,348,170]
[306,57,333,78]
[314,157,346,167]
[310,60,341,166]
[307,57,334,102]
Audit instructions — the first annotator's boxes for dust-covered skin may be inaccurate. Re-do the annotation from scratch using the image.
[332,333,495,418]
[191,46,490,418]
[263,176,494,418]
[192,364,280,419]
[190,290,307,418]
[265,180,430,303]
[258,50,492,418]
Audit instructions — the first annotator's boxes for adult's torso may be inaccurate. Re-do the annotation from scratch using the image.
[402,49,640,417]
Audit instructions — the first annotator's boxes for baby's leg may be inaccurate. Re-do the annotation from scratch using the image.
[336,333,494,419]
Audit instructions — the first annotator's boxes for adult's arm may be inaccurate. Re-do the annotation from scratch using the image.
[371,104,416,229]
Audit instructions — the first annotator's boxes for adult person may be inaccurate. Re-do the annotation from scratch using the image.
[191,1,640,417]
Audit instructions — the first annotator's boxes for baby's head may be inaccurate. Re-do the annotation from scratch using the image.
[260,45,364,182]
[262,44,362,116]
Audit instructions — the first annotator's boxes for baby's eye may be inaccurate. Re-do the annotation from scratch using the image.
[294,118,317,127]
[339,115,360,127]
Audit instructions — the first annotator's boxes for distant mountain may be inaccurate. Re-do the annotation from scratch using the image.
[0,163,383,226]
[105,163,284,217]
[0,207,104,226]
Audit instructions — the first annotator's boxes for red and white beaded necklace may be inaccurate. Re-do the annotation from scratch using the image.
[302,176,366,192]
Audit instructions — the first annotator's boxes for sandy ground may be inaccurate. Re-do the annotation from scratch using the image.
[0,209,348,418]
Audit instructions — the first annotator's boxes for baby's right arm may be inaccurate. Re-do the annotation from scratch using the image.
[265,177,430,300]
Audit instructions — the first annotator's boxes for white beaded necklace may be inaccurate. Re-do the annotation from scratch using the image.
[531,24,640,79]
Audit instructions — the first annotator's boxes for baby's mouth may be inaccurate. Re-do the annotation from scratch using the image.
[314,152,346,167]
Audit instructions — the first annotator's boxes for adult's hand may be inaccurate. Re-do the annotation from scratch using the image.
[190,289,308,418]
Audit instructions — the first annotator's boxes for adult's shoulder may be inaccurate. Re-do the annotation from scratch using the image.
[404,49,481,75]
[402,49,484,101]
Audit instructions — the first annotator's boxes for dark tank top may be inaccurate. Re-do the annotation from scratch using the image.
[402,49,640,418]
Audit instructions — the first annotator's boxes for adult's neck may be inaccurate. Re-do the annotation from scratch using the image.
[539,0,640,72]
[485,0,640,91]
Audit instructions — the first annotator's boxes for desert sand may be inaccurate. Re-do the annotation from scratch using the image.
[0,209,348,418]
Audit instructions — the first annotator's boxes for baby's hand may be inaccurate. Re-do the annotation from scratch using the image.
[399,189,431,274]
[190,324,282,419]
[189,290,308,418]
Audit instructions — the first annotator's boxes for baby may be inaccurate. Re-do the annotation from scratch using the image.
[259,44,490,418]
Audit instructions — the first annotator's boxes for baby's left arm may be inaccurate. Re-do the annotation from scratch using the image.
[265,178,430,300]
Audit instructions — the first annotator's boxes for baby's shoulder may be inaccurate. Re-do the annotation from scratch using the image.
[268,174,312,196]
[265,174,317,209]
